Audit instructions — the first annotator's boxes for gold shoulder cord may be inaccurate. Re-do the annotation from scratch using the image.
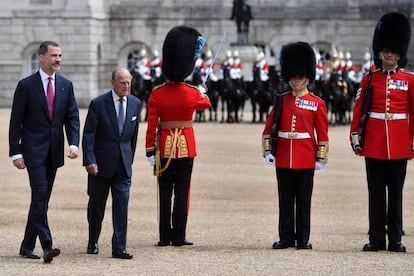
[154,128,179,176]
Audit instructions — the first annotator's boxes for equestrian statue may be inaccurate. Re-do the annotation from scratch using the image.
[230,0,253,44]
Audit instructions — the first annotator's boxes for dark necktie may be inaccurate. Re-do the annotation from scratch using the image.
[118,98,125,134]
[47,76,54,119]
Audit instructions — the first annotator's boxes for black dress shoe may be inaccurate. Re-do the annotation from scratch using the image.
[43,247,60,263]
[362,242,386,251]
[172,239,194,246]
[157,241,171,246]
[87,243,99,254]
[19,248,40,259]
[297,241,312,250]
[272,240,295,249]
[112,249,133,259]
[388,242,406,253]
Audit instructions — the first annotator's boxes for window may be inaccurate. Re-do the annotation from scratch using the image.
[30,52,39,74]
[127,50,141,72]
[21,43,40,77]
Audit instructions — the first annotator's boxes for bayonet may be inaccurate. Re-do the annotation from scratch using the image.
[202,31,227,85]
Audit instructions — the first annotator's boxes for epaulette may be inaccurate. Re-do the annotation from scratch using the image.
[400,68,414,75]
[152,82,168,91]
[184,82,200,90]
[309,92,324,101]
[363,68,381,77]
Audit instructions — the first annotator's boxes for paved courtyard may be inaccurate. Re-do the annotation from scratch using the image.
[1,108,414,275]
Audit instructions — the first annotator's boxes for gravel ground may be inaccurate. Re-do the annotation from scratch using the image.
[1,108,414,275]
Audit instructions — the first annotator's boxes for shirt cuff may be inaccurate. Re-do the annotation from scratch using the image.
[10,154,23,161]
[69,145,79,151]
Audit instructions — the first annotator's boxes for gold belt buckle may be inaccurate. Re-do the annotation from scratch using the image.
[288,132,298,139]
[385,113,393,120]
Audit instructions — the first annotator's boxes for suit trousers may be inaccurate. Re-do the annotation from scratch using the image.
[158,158,194,243]
[365,157,406,244]
[22,154,57,250]
[87,161,131,250]
[276,167,314,242]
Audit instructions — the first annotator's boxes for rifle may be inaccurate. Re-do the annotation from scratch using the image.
[270,78,284,155]
[154,121,161,176]
[358,70,373,148]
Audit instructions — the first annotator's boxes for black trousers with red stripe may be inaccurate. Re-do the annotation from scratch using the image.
[365,157,406,244]
[276,167,314,243]
[158,158,194,243]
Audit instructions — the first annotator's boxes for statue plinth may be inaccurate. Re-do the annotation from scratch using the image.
[227,44,260,81]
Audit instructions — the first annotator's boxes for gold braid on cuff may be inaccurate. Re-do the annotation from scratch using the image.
[317,142,329,163]
[262,135,272,156]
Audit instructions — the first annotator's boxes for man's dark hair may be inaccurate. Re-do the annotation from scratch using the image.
[38,41,60,55]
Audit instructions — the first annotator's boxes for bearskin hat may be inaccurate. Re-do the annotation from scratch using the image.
[161,26,205,82]
[280,41,316,82]
[373,12,411,68]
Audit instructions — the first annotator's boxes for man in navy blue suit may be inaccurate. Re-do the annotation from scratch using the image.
[9,40,80,263]
[83,68,141,259]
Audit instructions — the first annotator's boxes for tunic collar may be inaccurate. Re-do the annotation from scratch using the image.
[381,66,398,75]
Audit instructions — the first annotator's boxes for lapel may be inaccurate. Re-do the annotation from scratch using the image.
[36,72,64,122]
[34,72,50,120]
[123,95,134,135]
[104,91,120,135]
[53,75,64,120]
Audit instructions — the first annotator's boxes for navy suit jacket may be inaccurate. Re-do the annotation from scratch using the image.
[82,91,141,178]
[9,71,80,168]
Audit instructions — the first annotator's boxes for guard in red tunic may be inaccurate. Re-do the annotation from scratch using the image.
[350,12,413,253]
[145,26,211,247]
[262,42,329,250]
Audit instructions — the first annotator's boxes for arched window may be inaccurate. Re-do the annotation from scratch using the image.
[127,50,141,72]
[118,42,150,71]
[30,52,40,74]
[21,42,41,78]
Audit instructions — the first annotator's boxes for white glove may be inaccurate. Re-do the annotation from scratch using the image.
[198,85,207,94]
[264,153,275,165]
[315,161,325,170]
[147,155,156,166]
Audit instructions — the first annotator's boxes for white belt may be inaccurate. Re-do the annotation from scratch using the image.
[278,131,311,139]
[369,112,407,120]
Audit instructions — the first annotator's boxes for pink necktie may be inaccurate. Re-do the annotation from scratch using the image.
[47,76,54,119]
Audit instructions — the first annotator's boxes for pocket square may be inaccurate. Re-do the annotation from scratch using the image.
[132,116,137,121]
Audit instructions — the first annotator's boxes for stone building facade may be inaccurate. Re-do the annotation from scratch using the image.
[0,0,412,107]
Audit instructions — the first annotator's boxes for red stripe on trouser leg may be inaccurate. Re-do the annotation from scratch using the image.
[187,177,192,214]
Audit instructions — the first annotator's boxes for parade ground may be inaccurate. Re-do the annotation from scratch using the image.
[1,108,414,275]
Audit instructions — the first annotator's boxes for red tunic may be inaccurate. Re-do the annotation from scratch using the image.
[350,68,414,159]
[263,92,329,169]
[145,82,211,158]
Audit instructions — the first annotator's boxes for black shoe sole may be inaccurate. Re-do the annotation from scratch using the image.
[272,241,295,249]
[157,241,171,246]
[87,249,99,254]
[19,249,40,259]
[44,248,60,263]
[172,241,193,246]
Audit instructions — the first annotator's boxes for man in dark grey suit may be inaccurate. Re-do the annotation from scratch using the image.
[9,40,80,263]
[82,68,141,259]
